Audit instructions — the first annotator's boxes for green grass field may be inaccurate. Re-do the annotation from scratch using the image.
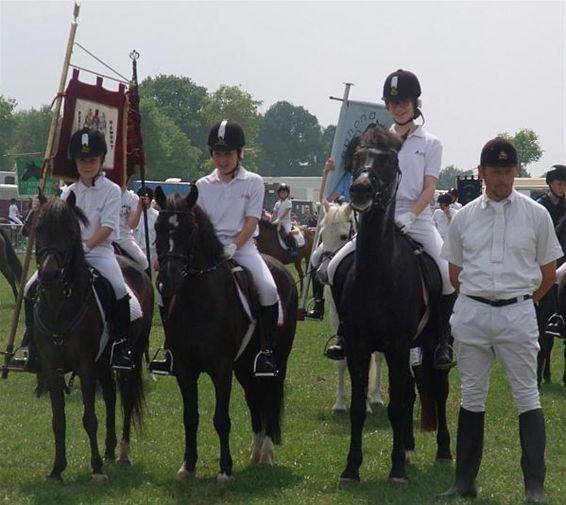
[0,265,565,504]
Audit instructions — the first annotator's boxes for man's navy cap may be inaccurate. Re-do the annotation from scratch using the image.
[480,137,518,167]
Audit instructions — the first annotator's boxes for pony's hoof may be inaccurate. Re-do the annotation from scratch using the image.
[176,467,195,480]
[217,472,234,483]
[338,476,359,486]
[259,452,273,466]
[332,401,347,413]
[249,451,261,465]
[370,399,385,408]
[91,473,108,484]
[117,458,131,466]
[46,473,62,482]
[389,476,409,486]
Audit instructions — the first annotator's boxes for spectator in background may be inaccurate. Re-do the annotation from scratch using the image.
[433,192,458,239]
[115,187,149,272]
[134,187,159,278]
[8,198,23,227]
[449,187,463,210]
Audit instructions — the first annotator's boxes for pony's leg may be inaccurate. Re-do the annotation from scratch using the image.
[385,349,413,483]
[294,260,304,294]
[98,367,117,462]
[368,352,385,407]
[563,341,566,386]
[177,371,199,479]
[332,359,348,413]
[434,367,453,462]
[0,249,17,300]
[340,349,371,483]
[234,366,263,464]
[79,371,106,482]
[212,366,234,481]
[537,334,552,386]
[46,374,67,481]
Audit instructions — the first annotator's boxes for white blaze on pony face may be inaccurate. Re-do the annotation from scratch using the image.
[168,214,179,253]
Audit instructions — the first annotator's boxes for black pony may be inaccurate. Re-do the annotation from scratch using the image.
[0,226,22,299]
[154,186,297,480]
[31,194,153,481]
[536,216,566,386]
[331,125,451,484]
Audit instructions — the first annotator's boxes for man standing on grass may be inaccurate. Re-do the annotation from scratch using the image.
[438,138,562,503]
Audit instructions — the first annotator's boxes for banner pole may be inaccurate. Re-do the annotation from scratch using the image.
[2,2,81,378]
[297,83,352,320]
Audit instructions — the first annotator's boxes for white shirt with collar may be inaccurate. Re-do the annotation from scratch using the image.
[195,165,264,246]
[63,175,121,252]
[441,189,563,299]
[433,206,458,239]
[119,189,139,240]
[391,124,442,215]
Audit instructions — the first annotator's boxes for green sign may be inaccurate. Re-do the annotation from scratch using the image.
[15,156,59,197]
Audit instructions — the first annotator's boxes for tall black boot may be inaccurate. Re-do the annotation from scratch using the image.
[437,408,485,499]
[434,292,457,370]
[111,295,134,370]
[254,303,279,378]
[544,284,564,338]
[12,295,41,373]
[519,409,547,503]
[148,304,174,376]
[306,272,325,320]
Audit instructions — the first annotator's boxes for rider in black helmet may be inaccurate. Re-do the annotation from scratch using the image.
[537,164,566,338]
[271,183,298,258]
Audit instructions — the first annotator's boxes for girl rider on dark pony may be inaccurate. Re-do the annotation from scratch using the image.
[537,164,566,338]
[326,69,455,370]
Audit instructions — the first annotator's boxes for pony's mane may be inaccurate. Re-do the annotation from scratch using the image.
[166,193,225,261]
[41,197,89,237]
[360,124,403,152]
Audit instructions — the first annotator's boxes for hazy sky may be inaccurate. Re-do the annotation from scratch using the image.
[1,0,565,177]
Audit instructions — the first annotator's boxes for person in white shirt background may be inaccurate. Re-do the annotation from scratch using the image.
[271,183,297,257]
[433,192,459,239]
[133,186,159,278]
[115,187,149,272]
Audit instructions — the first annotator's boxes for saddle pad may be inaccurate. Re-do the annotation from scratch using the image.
[93,284,142,362]
[277,230,305,249]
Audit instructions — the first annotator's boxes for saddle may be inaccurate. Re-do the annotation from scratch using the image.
[276,225,305,250]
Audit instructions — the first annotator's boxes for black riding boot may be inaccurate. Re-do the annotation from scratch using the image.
[437,408,485,499]
[434,292,457,370]
[325,320,345,360]
[148,304,175,376]
[254,303,279,377]
[306,273,325,320]
[544,284,564,338]
[519,409,547,503]
[111,295,135,370]
[287,234,298,258]
[18,295,41,373]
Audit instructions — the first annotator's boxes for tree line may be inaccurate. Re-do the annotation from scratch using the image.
[0,74,542,186]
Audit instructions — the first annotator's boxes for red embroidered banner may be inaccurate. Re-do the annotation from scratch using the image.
[53,68,128,187]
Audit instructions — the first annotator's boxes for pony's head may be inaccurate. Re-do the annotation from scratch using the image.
[35,192,89,286]
[154,185,224,299]
[349,124,403,213]
[319,201,354,253]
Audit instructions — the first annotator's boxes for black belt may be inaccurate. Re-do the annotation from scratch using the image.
[467,294,532,307]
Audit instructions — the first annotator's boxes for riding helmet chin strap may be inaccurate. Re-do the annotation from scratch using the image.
[226,162,240,180]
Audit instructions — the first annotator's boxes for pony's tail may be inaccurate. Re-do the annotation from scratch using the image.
[117,366,145,432]
[0,228,22,281]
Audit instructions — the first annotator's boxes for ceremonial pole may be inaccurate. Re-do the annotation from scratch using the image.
[297,83,352,320]
[1,2,81,378]
[128,50,151,278]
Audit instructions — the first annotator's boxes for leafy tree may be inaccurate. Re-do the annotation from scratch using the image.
[258,101,324,176]
[438,164,474,190]
[140,97,201,181]
[202,85,262,170]
[321,124,336,160]
[139,75,209,159]
[13,105,51,156]
[0,95,17,170]
[497,129,543,177]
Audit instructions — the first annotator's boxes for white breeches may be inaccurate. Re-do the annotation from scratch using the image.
[115,237,149,271]
[451,294,541,414]
[235,241,279,306]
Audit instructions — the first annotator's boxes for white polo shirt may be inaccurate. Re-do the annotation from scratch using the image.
[196,165,264,245]
[63,175,121,250]
[272,198,292,227]
[119,189,139,240]
[433,207,458,238]
[441,189,563,299]
[392,125,442,215]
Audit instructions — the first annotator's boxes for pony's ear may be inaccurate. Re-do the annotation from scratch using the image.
[155,186,167,209]
[66,190,76,208]
[186,183,198,209]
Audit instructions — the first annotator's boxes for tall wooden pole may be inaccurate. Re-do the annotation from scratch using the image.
[1,2,81,378]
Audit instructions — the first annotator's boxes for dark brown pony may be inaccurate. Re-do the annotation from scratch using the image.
[154,186,297,480]
[30,194,153,482]
[256,220,314,290]
[331,125,451,484]
[0,225,23,299]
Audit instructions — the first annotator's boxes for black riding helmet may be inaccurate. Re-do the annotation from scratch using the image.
[545,165,566,185]
[382,69,422,122]
[207,120,246,153]
[69,127,107,160]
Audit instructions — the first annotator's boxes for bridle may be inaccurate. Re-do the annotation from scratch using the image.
[352,146,401,212]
